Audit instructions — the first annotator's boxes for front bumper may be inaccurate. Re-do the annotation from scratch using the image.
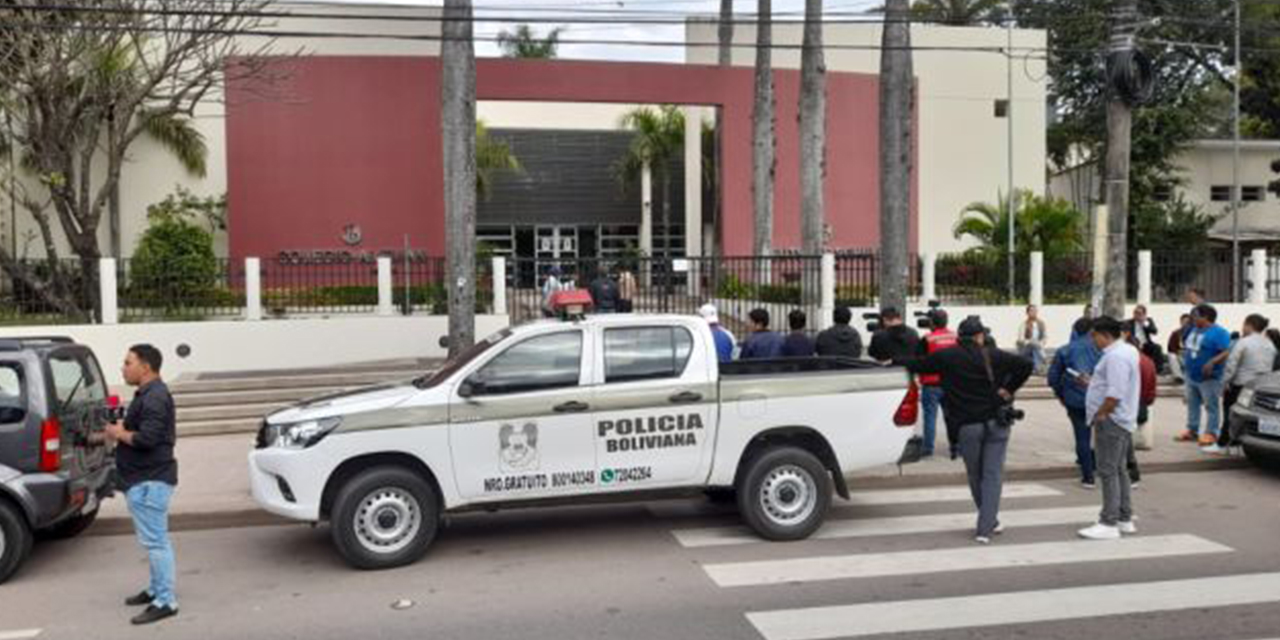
[248,448,326,522]
[1230,406,1280,454]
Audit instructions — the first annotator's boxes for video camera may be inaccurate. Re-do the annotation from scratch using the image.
[913,300,945,331]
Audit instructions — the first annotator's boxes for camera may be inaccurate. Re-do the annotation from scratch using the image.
[995,403,1025,428]
[913,300,944,330]
[863,311,883,333]
[96,404,126,423]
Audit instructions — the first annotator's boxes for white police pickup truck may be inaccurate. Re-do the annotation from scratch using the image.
[249,314,921,569]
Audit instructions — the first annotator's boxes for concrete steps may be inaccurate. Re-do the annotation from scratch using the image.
[172,359,437,437]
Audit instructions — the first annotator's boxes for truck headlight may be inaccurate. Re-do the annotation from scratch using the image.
[277,417,343,449]
[1238,388,1255,409]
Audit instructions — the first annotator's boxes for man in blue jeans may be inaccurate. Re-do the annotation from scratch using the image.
[105,344,179,625]
[1048,318,1102,488]
[1176,304,1231,449]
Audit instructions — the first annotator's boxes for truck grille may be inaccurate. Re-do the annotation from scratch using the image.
[1253,391,1280,413]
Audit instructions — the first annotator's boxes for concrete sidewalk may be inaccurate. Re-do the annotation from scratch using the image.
[93,396,1248,534]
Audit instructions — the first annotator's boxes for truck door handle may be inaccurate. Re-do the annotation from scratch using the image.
[554,400,590,413]
[668,391,703,404]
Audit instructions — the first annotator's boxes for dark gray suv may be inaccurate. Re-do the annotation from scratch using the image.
[0,336,115,583]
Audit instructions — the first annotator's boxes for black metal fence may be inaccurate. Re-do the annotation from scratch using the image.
[833,251,922,308]
[1043,251,1094,305]
[934,252,1029,305]
[506,255,826,336]
[118,258,245,322]
[0,259,100,325]
[1149,249,1236,303]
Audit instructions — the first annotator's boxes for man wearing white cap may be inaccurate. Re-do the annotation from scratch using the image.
[700,304,736,363]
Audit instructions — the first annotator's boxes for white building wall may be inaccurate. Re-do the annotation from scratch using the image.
[685,21,1048,255]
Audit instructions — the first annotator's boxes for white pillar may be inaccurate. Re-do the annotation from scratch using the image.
[1251,248,1268,304]
[820,253,836,331]
[377,257,394,316]
[922,253,937,303]
[1138,250,1153,306]
[492,256,507,315]
[1091,205,1109,311]
[245,257,262,321]
[640,161,653,257]
[1029,251,1044,307]
[98,258,117,325]
[683,106,703,259]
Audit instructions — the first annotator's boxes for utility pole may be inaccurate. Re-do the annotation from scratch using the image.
[1102,0,1139,318]
[1006,0,1016,303]
[1231,0,1242,302]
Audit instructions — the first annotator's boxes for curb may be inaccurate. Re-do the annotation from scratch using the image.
[89,458,1253,535]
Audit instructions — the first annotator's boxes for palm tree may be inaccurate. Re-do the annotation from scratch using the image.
[475,121,521,200]
[799,0,826,258]
[954,190,1085,257]
[442,0,478,356]
[752,0,775,259]
[616,106,685,265]
[879,0,914,312]
[497,24,563,59]
[910,0,1004,25]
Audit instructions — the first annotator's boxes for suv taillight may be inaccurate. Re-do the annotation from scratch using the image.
[893,381,920,427]
[39,417,62,472]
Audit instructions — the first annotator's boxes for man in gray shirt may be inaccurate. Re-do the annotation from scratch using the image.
[1078,317,1141,541]
[1220,314,1279,449]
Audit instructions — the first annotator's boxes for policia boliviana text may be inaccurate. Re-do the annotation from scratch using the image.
[895,316,1033,544]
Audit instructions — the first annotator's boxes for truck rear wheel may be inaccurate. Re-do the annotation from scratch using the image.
[736,446,832,541]
[0,499,33,584]
[330,467,440,570]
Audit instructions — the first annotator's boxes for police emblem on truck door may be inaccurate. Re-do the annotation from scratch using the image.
[499,422,539,472]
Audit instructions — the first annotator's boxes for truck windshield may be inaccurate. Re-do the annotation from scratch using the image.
[413,329,511,389]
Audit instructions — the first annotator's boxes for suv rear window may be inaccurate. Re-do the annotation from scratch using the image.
[0,363,25,424]
[49,352,105,411]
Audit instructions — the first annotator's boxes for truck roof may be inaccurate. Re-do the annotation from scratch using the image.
[0,336,77,352]
[516,314,706,333]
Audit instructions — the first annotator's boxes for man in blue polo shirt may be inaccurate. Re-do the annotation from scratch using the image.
[1176,304,1231,449]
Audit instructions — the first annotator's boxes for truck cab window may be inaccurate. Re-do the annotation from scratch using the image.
[468,331,582,395]
[604,327,694,384]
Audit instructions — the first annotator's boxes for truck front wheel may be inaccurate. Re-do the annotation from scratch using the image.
[737,447,832,541]
[330,467,440,570]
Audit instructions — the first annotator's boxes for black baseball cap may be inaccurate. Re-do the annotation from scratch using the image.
[957,316,987,338]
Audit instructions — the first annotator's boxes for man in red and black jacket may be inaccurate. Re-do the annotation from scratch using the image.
[918,310,959,457]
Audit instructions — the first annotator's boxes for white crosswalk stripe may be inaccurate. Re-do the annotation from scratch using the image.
[703,534,1231,587]
[671,505,1099,548]
[745,572,1280,640]
[646,483,1062,519]
[0,630,41,640]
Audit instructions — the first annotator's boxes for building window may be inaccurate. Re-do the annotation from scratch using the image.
[994,100,1010,118]
[1243,186,1266,202]
[1211,185,1232,202]
[1152,184,1173,202]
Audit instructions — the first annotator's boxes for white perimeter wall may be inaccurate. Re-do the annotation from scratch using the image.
[1,315,509,388]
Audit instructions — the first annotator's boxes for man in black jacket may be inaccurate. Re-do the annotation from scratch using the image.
[815,306,863,358]
[105,344,179,625]
[898,317,1033,544]
[868,307,920,363]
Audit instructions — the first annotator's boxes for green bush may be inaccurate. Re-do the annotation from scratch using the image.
[128,204,219,309]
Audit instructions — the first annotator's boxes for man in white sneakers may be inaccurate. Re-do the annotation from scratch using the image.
[1078,316,1141,541]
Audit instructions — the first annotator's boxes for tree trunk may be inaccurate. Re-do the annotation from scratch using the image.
[799,0,826,306]
[752,0,775,260]
[1102,0,1138,318]
[442,0,478,357]
[662,170,673,310]
[718,0,734,67]
[878,0,913,313]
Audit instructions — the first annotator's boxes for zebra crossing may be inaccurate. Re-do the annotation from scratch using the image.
[653,481,1280,640]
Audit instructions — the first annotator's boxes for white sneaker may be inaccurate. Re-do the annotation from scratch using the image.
[1078,523,1122,540]
[1201,444,1226,455]
[992,522,1005,535]
[975,535,992,545]
[1118,520,1138,535]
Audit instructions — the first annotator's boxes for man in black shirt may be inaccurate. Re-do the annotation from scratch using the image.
[868,307,920,363]
[105,344,179,625]
[815,306,863,358]
[898,317,1033,544]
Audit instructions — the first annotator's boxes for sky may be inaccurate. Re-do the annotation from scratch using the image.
[302,0,885,62]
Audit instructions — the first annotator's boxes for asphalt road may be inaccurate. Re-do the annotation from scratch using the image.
[4,467,1280,640]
